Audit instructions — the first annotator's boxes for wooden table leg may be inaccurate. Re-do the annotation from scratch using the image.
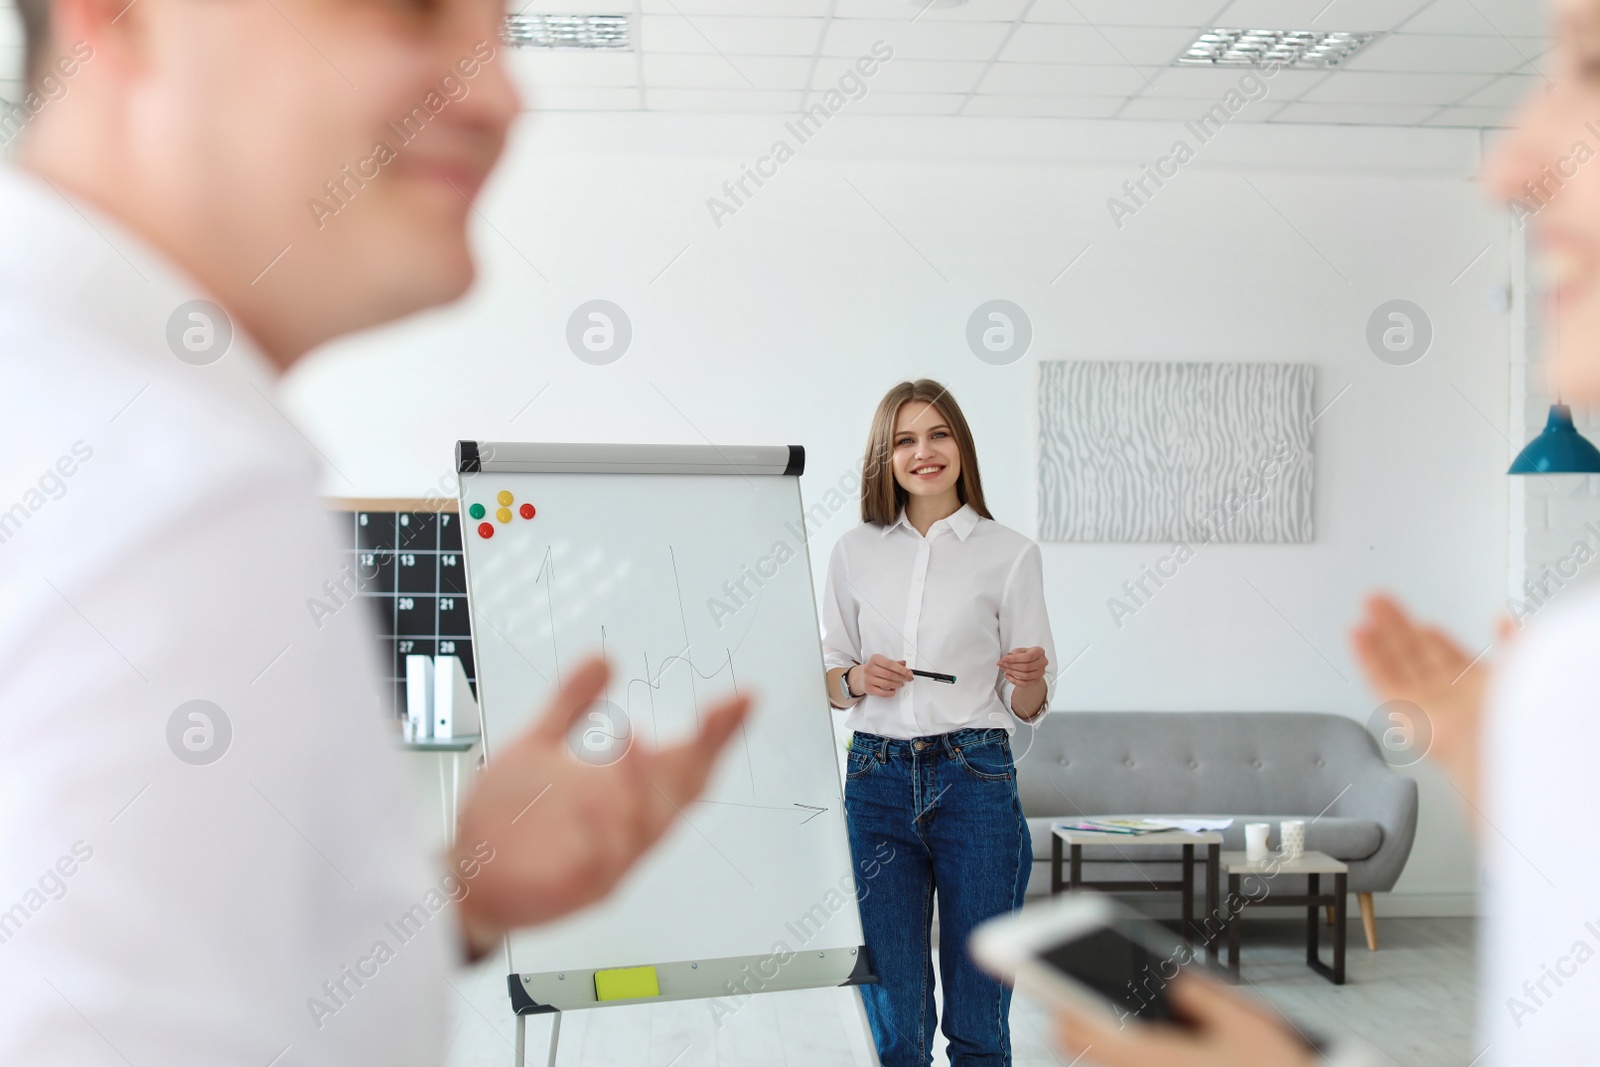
[1052,834,1063,895]
[1206,843,1220,966]
[1333,873,1347,984]
[1304,873,1348,986]
[1306,872,1320,969]
[1181,843,1195,946]
[1226,873,1242,982]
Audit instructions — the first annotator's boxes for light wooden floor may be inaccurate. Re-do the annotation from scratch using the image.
[441,918,1477,1067]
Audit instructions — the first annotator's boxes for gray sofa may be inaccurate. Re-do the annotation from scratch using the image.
[1015,711,1417,950]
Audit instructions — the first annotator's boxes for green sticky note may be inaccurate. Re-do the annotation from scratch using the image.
[594,966,659,1001]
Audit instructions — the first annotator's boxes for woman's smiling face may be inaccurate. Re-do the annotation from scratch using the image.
[1487,0,1600,402]
[891,400,962,503]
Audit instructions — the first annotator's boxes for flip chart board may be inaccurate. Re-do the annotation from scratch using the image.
[456,441,869,1014]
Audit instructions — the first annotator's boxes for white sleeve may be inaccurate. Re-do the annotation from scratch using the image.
[820,537,861,673]
[996,540,1057,719]
[1479,591,1600,1066]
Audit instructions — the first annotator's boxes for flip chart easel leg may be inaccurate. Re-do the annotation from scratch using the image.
[547,1013,561,1067]
[514,1013,525,1067]
[437,754,449,842]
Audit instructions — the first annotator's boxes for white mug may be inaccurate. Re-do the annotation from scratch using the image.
[1245,822,1271,863]
[1280,820,1306,859]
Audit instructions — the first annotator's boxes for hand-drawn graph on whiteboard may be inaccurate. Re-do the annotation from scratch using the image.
[1039,361,1313,543]
[455,441,870,1026]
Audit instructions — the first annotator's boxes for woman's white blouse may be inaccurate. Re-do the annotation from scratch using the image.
[821,504,1058,739]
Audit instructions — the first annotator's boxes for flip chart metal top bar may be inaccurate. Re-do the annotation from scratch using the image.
[457,441,805,477]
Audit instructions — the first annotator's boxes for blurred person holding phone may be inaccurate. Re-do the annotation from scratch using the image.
[1037,1,1600,1063]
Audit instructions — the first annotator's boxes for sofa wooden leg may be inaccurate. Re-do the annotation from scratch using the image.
[1358,892,1377,951]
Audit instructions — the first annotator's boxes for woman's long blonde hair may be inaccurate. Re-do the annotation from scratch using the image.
[860,379,991,526]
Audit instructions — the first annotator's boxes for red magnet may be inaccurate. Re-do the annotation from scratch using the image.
[519,503,536,520]
[477,522,495,539]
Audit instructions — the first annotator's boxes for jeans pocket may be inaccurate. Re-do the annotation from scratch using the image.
[955,741,1014,782]
[846,751,877,780]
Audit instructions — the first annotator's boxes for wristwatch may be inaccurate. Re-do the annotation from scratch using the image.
[841,664,863,700]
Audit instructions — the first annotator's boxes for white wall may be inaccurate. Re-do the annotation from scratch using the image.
[286,112,1514,914]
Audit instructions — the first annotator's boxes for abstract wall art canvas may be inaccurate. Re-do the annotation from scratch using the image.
[1038,361,1313,543]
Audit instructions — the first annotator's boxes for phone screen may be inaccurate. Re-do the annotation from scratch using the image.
[1036,925,1178,1023]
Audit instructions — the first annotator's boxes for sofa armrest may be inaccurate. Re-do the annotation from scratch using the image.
[1326,763,1418,893]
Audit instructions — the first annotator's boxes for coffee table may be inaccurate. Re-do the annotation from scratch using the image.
[1051,825,1224,962]
[1220,849,1348,985]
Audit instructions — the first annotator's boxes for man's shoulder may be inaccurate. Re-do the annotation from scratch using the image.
[0,302,317,575]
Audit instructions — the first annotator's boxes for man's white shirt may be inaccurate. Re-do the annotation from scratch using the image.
[0,167,450,1066]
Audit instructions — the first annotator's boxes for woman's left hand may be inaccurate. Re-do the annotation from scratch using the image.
[999,646,1048,686]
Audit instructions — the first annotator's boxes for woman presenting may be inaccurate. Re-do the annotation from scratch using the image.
[822,378,1056,1067]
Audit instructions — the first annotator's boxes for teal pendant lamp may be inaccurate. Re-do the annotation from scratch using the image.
[1509,404,1600,475]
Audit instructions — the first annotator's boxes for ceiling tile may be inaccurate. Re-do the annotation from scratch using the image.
[1118,96,1289,122]
[523,86,641,111]
[1299,70,1494,105]
[978,62,1160,96]
[515,0,643,13]
[508,51,638,89]
[822,18,1013,60]
[1214,0,1431,32]
[1518,48,1559,81]
[837,91,965,115]
[1422,105,1515,127]
[813,56,985,94]
[643,53,812,89]
[640,15,825,56]
[1460,73,1539,107]
[960,94,1126,118]
[1399,0,1550,37]
[640,0,835,14]
[1136,66,1330,100]
[1026,0,1224,27]
[832,0,1032,21]
[1000,23,1196,65]
[1270,101,1443,125]
[645,88,806,111]
[1344,33,1549,73]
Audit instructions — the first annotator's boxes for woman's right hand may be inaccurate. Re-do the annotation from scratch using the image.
[859,654,914,697]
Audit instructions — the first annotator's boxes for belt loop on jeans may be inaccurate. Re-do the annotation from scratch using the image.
[877,736,890,762]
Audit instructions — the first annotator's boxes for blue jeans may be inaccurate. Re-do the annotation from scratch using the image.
[845,728,1031,1067]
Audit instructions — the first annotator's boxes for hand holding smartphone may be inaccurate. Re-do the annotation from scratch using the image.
[970,893,1346,1066]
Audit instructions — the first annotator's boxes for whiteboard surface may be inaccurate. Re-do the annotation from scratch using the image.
[460,467,863,976]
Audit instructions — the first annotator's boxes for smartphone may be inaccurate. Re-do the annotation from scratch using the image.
[970,893,1191,1028]
[971,894,1331,1056]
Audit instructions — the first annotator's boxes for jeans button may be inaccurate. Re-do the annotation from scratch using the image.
[913,741,926,751]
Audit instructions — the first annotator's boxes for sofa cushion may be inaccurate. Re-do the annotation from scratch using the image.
[1027,815,1383,865]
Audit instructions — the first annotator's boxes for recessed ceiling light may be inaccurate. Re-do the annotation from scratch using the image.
[502,13,631,50]
[1178,28,1377,69]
